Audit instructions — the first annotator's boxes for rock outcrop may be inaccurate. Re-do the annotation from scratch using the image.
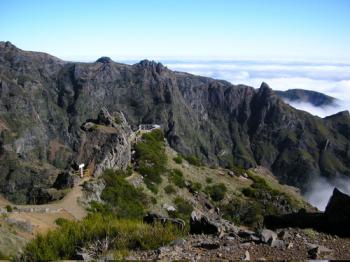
[78,108,132,177]
[265,188,350,237]
[1,42,350,202]
[324,188,350,236]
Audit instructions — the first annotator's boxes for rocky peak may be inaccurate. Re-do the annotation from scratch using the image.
[258,82,274,96]
[325,110,350,120]
[96,56,113,64]
[137,59,166,74]
[0,41,16,49]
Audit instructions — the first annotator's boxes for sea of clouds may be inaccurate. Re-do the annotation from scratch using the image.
[164,60,350,118]
[163,60,350,210]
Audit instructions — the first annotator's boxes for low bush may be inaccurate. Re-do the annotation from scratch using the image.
[24,213,182,261]
[221,198,263,229]
[184,155,202,166]
[188,181,202,193]
[205,183,227,201]
[5,205,12,212]
[173,155,183,164]
[169,197,193,229]
[205,177,213,184]
[169,169,186,188]
[89,169,148,219]
[164,185,176,194]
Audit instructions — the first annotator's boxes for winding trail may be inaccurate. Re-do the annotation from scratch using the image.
[0,177,90,237]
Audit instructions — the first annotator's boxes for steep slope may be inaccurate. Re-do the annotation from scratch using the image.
[275,89,337,107]
[1,42,350,203]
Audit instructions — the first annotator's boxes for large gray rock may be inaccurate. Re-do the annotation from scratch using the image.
[189,210,237,236]
[324,188,350,236]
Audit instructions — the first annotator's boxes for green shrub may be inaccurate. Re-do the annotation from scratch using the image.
[164,185,176,194]
[169,197,193,228]
[5,205,12,212]
[221,199,263,229]
[205,183,227,201]
[24,213,182,261]
[169,169,186,188]
[205,177,213,184]
[189,181,202,192]
[240,173,298,226]
[184,155,202,166]
[55,218,69,226]
[173,155,183,164]
[135,129,167,192]
[89,170,148,219]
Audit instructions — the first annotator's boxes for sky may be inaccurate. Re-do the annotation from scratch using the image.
[1,0,350,61]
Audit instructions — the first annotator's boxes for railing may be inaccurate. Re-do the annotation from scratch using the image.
[73,169,90,177]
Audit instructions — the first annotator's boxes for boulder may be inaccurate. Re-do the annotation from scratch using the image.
[324,188,350,236]
[190,210,221,235]
[82,178,106,205]
[143,213,185,230]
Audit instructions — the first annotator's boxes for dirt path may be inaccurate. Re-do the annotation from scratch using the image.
[9,177,89,220]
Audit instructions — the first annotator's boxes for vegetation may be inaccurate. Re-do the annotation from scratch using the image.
[205,183,227,201]
[221,198,264,229]
[205,177,213,184]
[24,213,182,261]
[89,169,148,219]
[173,155,183,164]
[169,197,193,231]
[134,129,167,193]
[188,181,202,193]
[221,172,301,229]
[184,155,202,166]
[164,184,176,194]
[5,205,12,212]
[169,169,186,188]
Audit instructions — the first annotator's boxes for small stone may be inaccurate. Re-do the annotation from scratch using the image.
[270,239,285,249]
[243,250,250,261]
[260,229,277,244]
[238,229,255,238]
[287,242,294,249]
[307,244,333,259]
[170,238,186,247]
[278,230,291,240]
[196,242,220,250]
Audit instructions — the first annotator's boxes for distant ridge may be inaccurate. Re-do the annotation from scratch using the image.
[275,89,338,107]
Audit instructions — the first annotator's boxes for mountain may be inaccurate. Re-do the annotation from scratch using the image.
[1,41,350,203]
[275,89,338,107]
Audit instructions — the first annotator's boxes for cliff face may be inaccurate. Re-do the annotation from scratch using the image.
[1,42,350,203]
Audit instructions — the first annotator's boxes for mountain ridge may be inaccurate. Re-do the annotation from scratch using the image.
[275,89,338,107]
[1,42,350,203]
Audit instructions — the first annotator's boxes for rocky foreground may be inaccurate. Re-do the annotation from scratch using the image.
[130,228,350,261]
[127,187,350,261]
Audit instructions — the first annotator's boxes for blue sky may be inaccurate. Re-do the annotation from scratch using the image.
[1,0,350,61]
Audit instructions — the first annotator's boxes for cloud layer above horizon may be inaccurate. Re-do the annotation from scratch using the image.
[163,60,350,118]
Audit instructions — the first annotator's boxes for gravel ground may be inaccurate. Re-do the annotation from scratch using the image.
[128,228,350,261]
